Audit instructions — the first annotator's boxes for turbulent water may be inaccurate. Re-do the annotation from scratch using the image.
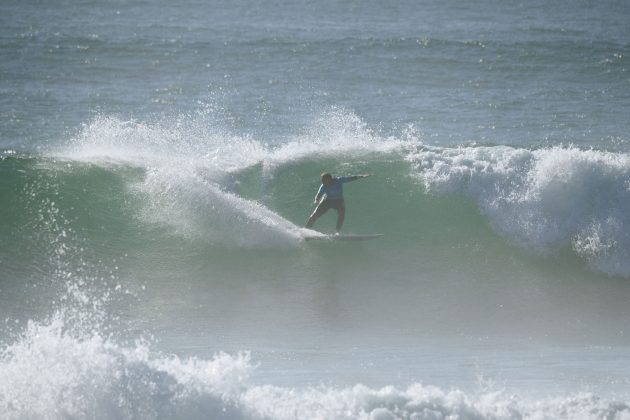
[2,0,630,419]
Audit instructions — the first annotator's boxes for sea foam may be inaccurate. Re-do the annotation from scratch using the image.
[2,316,629,419]
[408,144,630,276]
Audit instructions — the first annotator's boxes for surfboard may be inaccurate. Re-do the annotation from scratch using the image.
[302,232,384,242]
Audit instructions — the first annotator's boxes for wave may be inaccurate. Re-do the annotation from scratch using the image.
[1,315,628,420]
[408,144,630,276]
[48,110,403,247]
[3,110,630,276]
[3,111,630,418]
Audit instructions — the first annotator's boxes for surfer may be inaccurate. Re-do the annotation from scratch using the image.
[305,172,370,234]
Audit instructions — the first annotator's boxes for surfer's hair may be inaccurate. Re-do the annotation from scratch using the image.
[320,172,333,182]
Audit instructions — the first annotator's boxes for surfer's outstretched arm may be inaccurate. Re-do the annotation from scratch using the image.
[341,174,370,183]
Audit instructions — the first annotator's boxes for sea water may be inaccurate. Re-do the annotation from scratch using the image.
[2,0,630,418]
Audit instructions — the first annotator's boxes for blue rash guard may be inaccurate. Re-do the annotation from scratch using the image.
[315,176,360,201]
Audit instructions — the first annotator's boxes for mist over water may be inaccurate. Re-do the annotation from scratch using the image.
[2,0,630,418]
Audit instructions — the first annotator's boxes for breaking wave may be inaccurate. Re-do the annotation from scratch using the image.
[2,316,629,419]
[408,144,630,276]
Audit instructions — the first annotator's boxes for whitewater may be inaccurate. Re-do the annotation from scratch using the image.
[2,0,630,418]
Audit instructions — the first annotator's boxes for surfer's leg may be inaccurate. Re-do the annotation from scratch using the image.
[305,215,318,228]
[306,201,331,228]
[335,202,345,233]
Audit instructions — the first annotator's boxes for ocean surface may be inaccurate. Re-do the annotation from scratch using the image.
[2,0,630,418]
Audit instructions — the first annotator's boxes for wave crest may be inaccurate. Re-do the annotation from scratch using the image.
[409,145,630,276]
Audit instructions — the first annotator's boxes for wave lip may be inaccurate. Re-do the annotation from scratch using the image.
[408,144,630,277]
[54,110,404,175]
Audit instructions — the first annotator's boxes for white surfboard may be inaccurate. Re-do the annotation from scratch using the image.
[301,231,384,242]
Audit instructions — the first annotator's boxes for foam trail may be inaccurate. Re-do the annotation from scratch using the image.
[133,168,303,246]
